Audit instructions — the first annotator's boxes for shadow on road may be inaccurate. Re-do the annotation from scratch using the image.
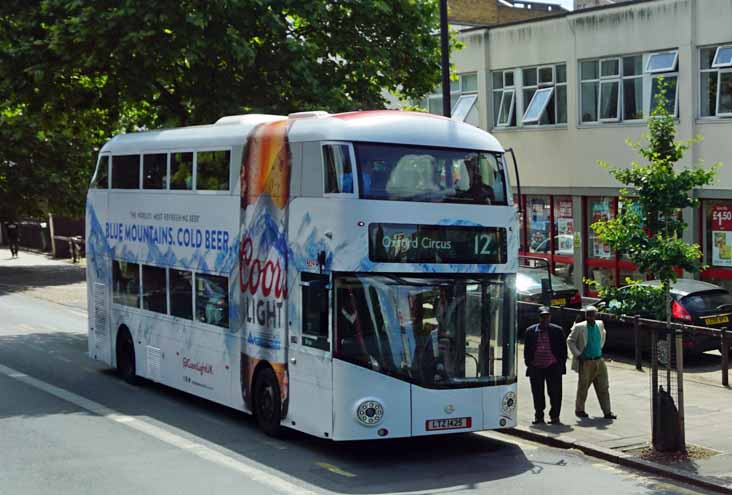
[0,330,537,494]
[0,262,85,296]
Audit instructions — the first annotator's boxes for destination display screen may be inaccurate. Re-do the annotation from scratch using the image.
[369,223,507,264]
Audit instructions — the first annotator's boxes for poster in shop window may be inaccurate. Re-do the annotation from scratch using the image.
[712,205,732,267]
[556,199,574,236]
[590,200,612,259]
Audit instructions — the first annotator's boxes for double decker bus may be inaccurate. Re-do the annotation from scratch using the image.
[86,110,518,440]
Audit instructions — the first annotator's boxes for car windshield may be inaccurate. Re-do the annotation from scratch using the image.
[334,274,516,389]
[355,143,507,205]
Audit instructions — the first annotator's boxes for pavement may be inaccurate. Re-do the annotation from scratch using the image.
[2,249,732,494]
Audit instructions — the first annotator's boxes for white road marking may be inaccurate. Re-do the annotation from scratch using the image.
[0,363,319,495]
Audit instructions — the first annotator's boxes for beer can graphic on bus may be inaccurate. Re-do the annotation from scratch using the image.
[240,119,291,411]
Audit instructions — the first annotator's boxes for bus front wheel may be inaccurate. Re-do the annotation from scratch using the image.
[254,367,282,436]
[116,328,139,385]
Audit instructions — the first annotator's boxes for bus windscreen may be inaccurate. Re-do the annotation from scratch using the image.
[355,143,507,205]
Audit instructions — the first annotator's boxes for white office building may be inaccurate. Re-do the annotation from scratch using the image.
[424,0,732,293]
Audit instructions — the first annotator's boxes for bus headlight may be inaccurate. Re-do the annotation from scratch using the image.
[501,392,516,414]
[355,399,384,426]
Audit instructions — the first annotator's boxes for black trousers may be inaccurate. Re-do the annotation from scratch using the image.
[8,239,18,256]
[529,364,563,420]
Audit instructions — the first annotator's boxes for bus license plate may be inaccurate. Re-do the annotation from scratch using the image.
[425,417,472,431]
[551,298,566,306]
[704,315,729,326]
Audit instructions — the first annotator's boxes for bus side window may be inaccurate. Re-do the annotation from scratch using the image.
[323,144,354,195]
[301,273,330,351]
[91,155,109,189]
[111,154,141,190]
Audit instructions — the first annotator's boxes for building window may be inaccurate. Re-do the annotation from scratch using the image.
[580,51,677,124]
[425,73,479,121]
[492,70,516,127]
[521,64,567,125]
[582,56,641,122]
[700,45,732,118]
[646,50,679,116]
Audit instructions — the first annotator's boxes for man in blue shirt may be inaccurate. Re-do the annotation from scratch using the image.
[567,306,617,420]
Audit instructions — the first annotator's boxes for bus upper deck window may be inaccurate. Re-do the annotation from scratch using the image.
[323,144,354,194]
[92,155,109,189]
[171,152,193,190]
[111,154,141,190]
[196,150,230,191]
[143,153,167,190]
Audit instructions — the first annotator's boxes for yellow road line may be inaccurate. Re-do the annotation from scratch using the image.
[316,462,357,478]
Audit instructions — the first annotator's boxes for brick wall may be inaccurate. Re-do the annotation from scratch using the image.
[449,0,556,25]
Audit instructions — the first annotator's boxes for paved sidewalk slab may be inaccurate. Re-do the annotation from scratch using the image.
[0,250,86,311]
[514,345,732,492]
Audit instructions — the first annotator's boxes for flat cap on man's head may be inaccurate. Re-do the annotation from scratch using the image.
[584,305,598,314]
[538,306,551,315]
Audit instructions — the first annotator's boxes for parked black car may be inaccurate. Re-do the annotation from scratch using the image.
[517,256,582,337]
[597,279,732,355]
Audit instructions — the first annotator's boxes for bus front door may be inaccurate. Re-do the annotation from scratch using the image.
[287,273,333,438]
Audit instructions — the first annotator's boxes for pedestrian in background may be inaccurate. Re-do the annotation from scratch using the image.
[6,220,20,258]
[567,305,617,420]
[524,306,567,425]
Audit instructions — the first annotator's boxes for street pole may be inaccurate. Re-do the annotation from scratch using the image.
[439,0,451,118]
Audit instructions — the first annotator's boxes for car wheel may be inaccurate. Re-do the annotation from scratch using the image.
[254,367,282,436]
[116,328,139,385]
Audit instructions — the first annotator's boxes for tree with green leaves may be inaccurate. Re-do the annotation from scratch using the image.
[590,78,720,329]
[1,0,448,220]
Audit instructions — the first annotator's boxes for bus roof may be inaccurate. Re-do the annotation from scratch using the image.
[99,110,504,154]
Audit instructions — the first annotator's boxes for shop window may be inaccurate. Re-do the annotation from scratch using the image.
[196,150,230,191]
[588,197,615,259]
[196,273,229,328]
[527,196,551,253]
[112,260,140,307]
[553,196,575,281]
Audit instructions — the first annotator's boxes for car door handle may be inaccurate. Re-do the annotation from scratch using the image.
[290,357,296,364]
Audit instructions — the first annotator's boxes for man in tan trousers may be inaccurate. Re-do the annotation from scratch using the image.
[567,306,617,420]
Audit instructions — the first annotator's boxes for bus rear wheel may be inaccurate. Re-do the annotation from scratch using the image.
[116,328,139,385]
[254,367,282,436]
